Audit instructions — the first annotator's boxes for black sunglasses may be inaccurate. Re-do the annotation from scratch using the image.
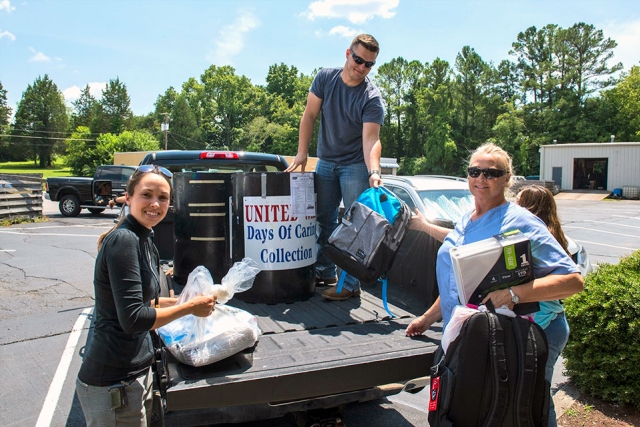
[467,167,507,180]
[350,48,375,68]
[137,164,173,178]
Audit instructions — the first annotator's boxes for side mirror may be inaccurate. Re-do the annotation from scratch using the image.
[93,180,113,206]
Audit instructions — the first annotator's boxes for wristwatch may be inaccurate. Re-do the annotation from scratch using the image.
[508,287,520,304]
[368,169,381,177]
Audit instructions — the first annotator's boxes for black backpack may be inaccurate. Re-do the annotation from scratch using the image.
[428,303,550,427]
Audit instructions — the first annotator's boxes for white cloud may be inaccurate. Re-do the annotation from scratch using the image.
[0,0,16,13]
[305,0,398,24]
[28,46,50,62]
[87,82,107,98]
[207,11,260,65]
[603,18,640,72]
[62,82,107,103]
[62,86,82,101]
[328,25,359,38]
[0,28,16,41]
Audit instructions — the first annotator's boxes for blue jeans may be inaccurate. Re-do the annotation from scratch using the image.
[315,159,369,292]
[543,312,570,427]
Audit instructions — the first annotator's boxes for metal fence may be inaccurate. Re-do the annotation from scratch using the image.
[0,173,43,220]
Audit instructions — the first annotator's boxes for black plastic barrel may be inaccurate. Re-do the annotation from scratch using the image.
[172,171,316,303]
[154,210,174,262]
[230,172,315,303]
[172,172,234,286]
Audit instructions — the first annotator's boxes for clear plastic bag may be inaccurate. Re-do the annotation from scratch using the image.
[442,304,519,354]
[213,257,261,304]
[157,258,262,367]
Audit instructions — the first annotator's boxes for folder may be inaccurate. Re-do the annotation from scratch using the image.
[450,230,539,315]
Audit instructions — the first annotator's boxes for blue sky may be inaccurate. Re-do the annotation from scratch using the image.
[1,0,639,117]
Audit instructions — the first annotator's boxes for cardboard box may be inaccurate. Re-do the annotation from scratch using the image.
[450,230,539,315]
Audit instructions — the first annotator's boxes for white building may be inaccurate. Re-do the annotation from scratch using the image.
[539,142,640,193]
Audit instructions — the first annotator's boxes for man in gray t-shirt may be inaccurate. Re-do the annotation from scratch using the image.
[286,34,386,301]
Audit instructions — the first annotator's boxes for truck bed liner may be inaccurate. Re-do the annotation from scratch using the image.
[163,284,442,413]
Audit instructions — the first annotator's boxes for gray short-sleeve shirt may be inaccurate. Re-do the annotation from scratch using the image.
[310,67,385,165]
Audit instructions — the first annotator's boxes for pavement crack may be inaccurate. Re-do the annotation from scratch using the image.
[0,325,93,346]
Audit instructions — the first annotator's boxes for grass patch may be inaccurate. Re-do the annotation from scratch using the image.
[0,215,48,227]
[565,408,580,417]
[0,159,71,178]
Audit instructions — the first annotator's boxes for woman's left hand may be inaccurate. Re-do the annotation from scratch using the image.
[481,289,514,310]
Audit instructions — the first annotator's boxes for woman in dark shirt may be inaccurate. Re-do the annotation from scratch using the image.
[76,166,215,426]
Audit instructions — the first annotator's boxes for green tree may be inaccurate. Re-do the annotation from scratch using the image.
[601,66,640,141]
[94,77,133,134]
[181,78,205,130]
[0,81,13,161]
[155,86,179,116]
[266,63,309,108]
[495,60,522,106]
[200,65,261,149]
[66,129,160,176]
[13,74,68,167]
[168,94,205,150]
[561,22,623,105]
[511,25,559,106]
[511,23,624,144]
[413,58,458,173]
[130,112,158,135]
[71,85,97,130]
[0,81,11,127]
[453,46,491,152]
[375,57,423,159]
[64,126,95,176]
[490,103,528,174]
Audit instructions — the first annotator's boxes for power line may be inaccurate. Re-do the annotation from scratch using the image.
[10,128,91,136]
[167,130,204,148]
[168,132,188,150]
[0,134,97,141]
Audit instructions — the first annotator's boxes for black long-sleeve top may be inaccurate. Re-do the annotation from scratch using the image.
[78,215,159,386]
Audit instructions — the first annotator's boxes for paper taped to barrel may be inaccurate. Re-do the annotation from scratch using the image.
[450,230,539,315]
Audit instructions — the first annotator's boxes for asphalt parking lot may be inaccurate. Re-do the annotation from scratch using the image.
[0,196,638,426]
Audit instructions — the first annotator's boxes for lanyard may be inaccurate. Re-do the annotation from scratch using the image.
[145,239,161,308]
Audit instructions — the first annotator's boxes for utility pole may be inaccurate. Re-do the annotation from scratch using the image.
[161,113,170,150]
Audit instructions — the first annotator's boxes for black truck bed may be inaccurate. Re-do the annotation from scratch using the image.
[161,282,442,425]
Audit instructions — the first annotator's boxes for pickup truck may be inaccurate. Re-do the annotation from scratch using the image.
[133,150,441,426]
[45,165,136,216]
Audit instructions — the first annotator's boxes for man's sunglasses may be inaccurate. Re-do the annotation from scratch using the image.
[467,167,507,180]
[350,48,376,69]
[137,164,173,178]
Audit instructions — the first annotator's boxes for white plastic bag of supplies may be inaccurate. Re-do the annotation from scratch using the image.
[157,258,262,367]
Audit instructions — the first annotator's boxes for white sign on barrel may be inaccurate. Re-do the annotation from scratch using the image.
[243,195,316,271]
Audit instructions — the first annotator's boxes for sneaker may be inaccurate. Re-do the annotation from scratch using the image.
[321,286,361,301]
[315,276,338,287]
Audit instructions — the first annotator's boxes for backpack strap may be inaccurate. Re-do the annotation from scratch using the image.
[483,312,509,427]
[513,317,539,427]
[335,269,348,294]
[380,275,396,318]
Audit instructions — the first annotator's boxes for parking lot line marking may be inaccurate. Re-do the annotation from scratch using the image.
[568,219,640,229]
[0,230,101,237]
[562,226,640,239]
[572,239,637,250]
[35,307,92,427]
[612,215,640,221]
[0,249,15,252]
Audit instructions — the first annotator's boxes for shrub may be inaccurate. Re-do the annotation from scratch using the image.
[563,249,640,408]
